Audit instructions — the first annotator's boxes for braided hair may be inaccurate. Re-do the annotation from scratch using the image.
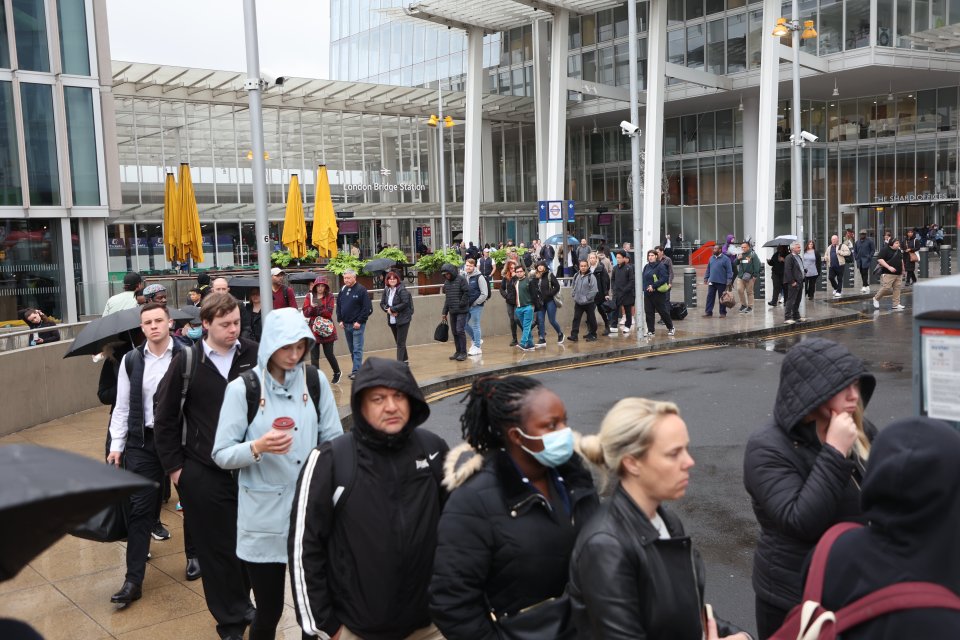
[460,375,543,452]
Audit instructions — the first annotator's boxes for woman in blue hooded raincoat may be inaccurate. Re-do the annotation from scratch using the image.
[213,307,343,640]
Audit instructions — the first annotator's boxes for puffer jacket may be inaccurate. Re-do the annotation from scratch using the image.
[744,338,878,612]
[611,262,635,306]
[820,417,960,639]
[568,484,747,640]
[440,263,470,315]
[430,444,599,640]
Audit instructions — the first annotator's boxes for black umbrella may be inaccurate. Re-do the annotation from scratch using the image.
[761,234,798,248]
[63,307,193,358]
[0,445,154,581]
[364,258,397,273]
[228,276,260,289]
[178,305,200,322]
[287,271,320,284]
[588,234,607,241]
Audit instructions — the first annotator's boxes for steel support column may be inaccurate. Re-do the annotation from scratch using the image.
[642,0,666,256]
[544,9,569,243]
[461,26,484,247]
[754,0,781,250]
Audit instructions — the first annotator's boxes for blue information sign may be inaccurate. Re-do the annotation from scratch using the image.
[538,200,576,223]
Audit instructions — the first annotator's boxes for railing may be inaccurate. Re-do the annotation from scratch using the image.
[0,321,91,352]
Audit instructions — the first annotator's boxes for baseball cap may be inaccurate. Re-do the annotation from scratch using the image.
[270,267,284,276]
[142,284,166,299]
[483,248,490,253]
[123,272,142,288]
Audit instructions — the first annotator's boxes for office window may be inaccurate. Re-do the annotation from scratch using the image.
[568,16,581,49]
[747,9,763,69]
[64,86,99,205]
[706,19,725,74]
[819,0,843,55]
[614,4,629,38]
[877,0,894,46]
[58,0,90,75]
[582,13,596,46]
[598,9,614,42]
[598,46,614,85]
[0,82,21,204]
[614,44,630,86]
[846,0,871,49]
[21,83,60,205]
[668,29,685,65]
[0,6,9,68]
[727,14,747,72]
[13,0,50,72]
[687,0,704,19]
[687,24,704,69]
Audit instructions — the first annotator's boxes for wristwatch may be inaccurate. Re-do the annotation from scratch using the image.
[250,442,262,462]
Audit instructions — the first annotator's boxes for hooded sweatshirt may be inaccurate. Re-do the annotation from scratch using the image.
[820,417,960,638]
[288,358,449,640]
[744,338,877,611]
[212,308,343,563]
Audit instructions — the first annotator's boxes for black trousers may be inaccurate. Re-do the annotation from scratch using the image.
[389,322,410,362]
[611,303,634,328]
[123,429,165,586]
[644,292,673,331]
[505,303,519,341]
[245,562,286,640]
[755,596,790,640]
[905,263,917,284]
[828,265,844,292]
[804,275,818,299]
[859,266,870,287]
[570,302,597,338]
[178,459,251,638]
[310,341,340,375]
[449,312,468,354]
[595,296,611,330]
[769,273,783,304]
[784,282,802,320]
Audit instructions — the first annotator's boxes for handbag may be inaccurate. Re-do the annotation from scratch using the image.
[553,290,564,308]
[488,595,575,640]
[909,251,919,263]
[434,319,449,342]
[72,463,131,542]
[310,316,335,339]
[720,290,736,308]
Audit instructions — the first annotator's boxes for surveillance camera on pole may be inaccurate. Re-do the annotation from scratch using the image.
[789,130,819,148]
[620,120,641,136]
[258,71,288,89]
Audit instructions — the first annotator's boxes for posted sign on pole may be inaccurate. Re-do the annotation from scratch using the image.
[538,200,576,223]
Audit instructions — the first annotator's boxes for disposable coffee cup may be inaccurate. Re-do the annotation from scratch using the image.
[272,417,295,432]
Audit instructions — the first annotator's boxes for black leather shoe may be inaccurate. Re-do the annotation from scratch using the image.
[110,581,142,604]
[185,557,201,581]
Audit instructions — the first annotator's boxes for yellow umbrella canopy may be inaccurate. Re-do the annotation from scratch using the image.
[162,173,179,262]
[177,163,204,265]
[282,175,307,259]
[312,165,339,258]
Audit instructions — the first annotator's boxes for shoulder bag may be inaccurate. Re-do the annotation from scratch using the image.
[487,594,576,640]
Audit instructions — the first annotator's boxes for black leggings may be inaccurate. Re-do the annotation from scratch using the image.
[804,276,818,299]
[245,562,285,640]
[311,341,340,375]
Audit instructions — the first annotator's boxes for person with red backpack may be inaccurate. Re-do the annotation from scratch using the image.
[270,268,297,309]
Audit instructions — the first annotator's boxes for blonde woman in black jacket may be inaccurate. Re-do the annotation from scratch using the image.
[568,398,750,640]
[743,338,876,639]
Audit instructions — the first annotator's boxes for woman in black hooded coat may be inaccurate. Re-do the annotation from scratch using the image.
[819,417,960,638]
[743,338,877,639]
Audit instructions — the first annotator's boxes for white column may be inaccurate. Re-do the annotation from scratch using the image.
[60,219,78,322]
[532,17,550,204]
[544,10,570,242]
[754,0,781,250]
[481,121,495,201]
[79,218,109,316]
[741,95,760,243]
[461,26,484,247]
[641,0,666,254]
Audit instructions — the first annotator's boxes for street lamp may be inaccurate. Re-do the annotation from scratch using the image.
[772,5,817,242]
[427,89,456,251]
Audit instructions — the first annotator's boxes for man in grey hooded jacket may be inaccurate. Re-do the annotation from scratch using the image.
[568,260,599,342]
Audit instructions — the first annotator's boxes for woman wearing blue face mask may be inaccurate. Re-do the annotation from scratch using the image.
[430,375,600,640]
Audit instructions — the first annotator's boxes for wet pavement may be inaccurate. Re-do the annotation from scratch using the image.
[0,282,918,639]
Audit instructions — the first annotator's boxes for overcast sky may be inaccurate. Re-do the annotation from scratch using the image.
[106,0,331,79]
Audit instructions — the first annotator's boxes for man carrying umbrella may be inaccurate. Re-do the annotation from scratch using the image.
[105,302,187,605]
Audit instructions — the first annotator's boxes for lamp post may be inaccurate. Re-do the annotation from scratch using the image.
[428,88,455,251]
[772,4,817,242]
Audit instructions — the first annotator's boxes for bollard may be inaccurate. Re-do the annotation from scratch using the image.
[871,253,881,284]
[918,247,929,278]
[941,245,952,275]
[754,263,765,301]
[683,267,698,308]
[844,261,855,288]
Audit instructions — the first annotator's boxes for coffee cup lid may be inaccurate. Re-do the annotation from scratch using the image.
[272,417,295,430]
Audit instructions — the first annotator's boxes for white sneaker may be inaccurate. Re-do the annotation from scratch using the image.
[622,327,631,334]
[873,299,880,309]
[608,327,619,335]
[832,291,842,298]
[861,286,870,293]
[893,304,905,310]
[467,345,482,356]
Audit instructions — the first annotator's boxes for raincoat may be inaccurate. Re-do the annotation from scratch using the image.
[212,307,343,563]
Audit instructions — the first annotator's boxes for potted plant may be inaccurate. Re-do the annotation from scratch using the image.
[324,252,371,289]
[414,248,463,295]
[488,247,528,289]
[373,246,409,265]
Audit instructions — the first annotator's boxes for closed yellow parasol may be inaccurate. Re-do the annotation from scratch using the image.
[282,174,307,259]
[162,172,179,262]
[312,165,338,258]
[177,163,204,265]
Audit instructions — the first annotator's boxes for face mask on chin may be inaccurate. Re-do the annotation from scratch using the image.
[513,427,575,468]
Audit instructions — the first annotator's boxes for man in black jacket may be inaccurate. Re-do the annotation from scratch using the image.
[440,262,470,361]
[154,293,258,640]
[587,252,611,335]
[336,269,373,380]
[289,358,448,640]
[610,251,636,334]
[783,241,805,324]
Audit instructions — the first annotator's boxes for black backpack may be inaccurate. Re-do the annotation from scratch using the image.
[240,364,323,426]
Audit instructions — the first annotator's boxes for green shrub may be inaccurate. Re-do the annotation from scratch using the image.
[414,248,463,275]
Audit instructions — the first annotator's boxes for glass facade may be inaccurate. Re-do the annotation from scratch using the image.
[21,83,60,206]
[64,86,99,205]
[0,82,22,206]
[13,0,51,72]
[58,0,91,75]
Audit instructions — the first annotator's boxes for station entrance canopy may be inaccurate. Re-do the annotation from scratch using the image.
[382,0,623,34]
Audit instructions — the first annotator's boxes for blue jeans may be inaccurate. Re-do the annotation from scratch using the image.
[514,305,534,348]
[465,305,484,347]
[536,300,563,340]
[343,322,365,373]
[704,283,727,316]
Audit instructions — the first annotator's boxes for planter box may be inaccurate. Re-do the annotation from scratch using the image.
[417,271,445,295]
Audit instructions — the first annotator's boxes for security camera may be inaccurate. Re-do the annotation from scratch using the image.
[800,131,818,143]
[620,120,640,136]
[260,72,289,89]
